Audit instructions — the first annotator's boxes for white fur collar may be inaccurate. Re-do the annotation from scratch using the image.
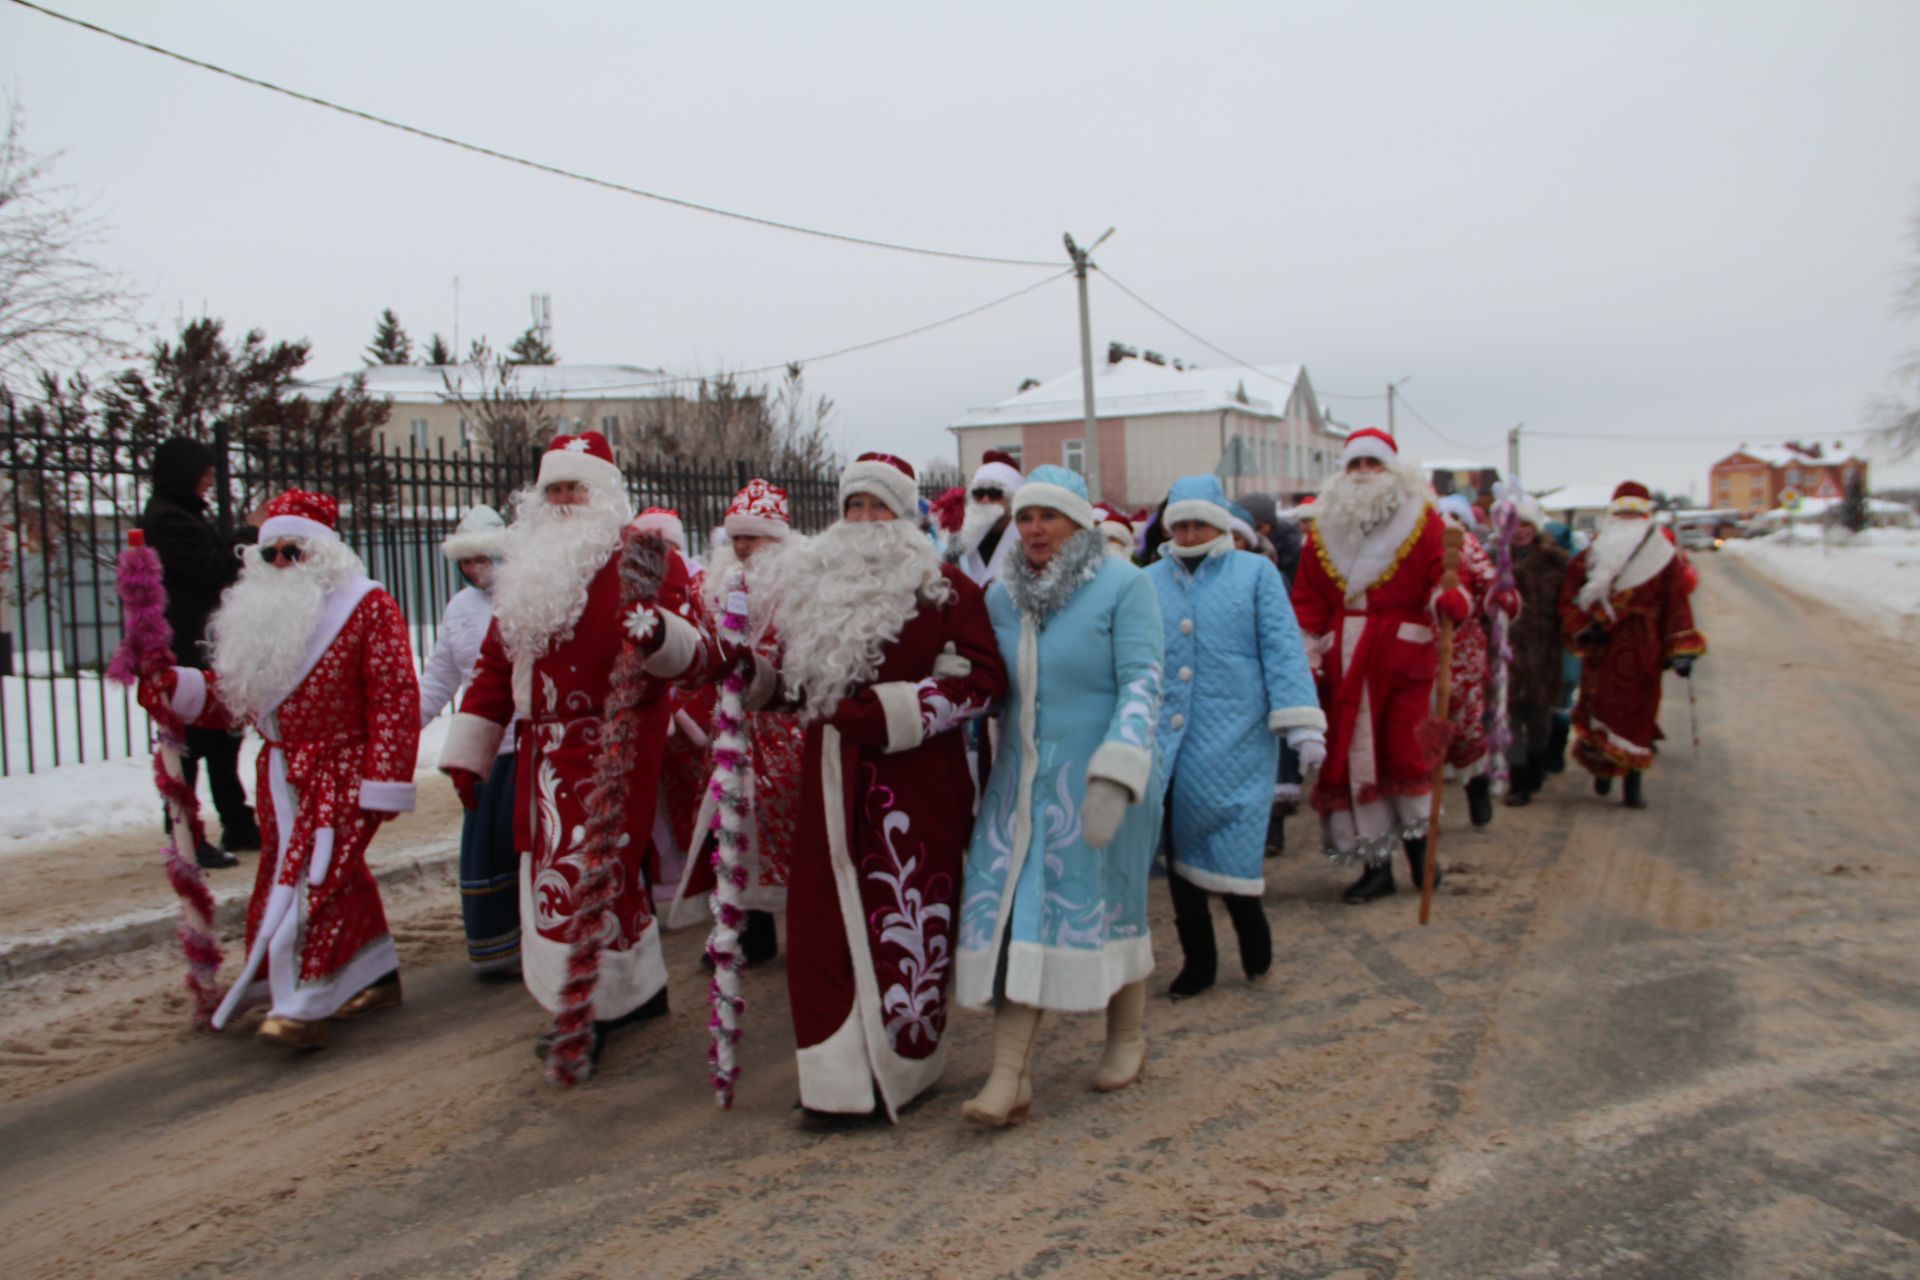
[1576,525,1674,614]
[1309,499,1428,600]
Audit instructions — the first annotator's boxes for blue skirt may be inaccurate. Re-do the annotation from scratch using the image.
[460,750,521,972]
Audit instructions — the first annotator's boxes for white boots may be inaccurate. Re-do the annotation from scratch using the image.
[1092,979,1148,1092]
[962,1002,1042,1127]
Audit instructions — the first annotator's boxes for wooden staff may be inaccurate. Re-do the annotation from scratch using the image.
[1421,524,1465,926]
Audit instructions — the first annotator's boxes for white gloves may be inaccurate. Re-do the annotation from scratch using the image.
[1080,778,1132,849]
[1286,726,1327,774]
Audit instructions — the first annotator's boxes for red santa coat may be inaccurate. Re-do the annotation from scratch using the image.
[171,582,420,1027]
[441,548,707,1021]
[779,565,1007,1119]
[1290,500,1451,862]
[1559,533,1706,777]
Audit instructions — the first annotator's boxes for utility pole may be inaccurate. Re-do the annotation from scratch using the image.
[1386,375,1410,437]
[1065,228,1115,503]
[1507,421,1524,484]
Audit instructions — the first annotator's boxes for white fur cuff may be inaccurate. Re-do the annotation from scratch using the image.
[171,666,208,723]
[1164,498,1232,533]
[440,711,506,774]
[642,610,701,680]
[1087,740,1152,803]
[1269,705,1327,732]
[873,680,925,755]
[358,779,417,812]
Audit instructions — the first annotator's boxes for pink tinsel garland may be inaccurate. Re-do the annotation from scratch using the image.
[108,541,224,1028]
[547,529,668,1089]
[703,567,753,1108]
[1485,491,1520,785]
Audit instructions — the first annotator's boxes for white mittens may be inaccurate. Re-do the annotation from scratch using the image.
[1286,726,1327,774]
[1080,777,1132,849]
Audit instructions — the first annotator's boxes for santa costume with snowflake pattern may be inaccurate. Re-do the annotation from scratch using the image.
[752,453,1008,1119]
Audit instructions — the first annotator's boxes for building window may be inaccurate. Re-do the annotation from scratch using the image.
[1063,439,1085,475]
[602,415,621,447]
[409,418,429,450]
[1003,444,1024,469]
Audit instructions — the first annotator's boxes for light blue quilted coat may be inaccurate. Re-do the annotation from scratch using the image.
[1147,520,1323,896]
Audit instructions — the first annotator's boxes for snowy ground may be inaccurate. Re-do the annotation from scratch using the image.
[0,715,451,854]
[1720,525,1920,639]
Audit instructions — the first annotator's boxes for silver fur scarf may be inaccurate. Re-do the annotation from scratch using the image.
[1001,528,1105,625]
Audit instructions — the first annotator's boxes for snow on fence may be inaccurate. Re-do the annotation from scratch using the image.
[2,405,885,777]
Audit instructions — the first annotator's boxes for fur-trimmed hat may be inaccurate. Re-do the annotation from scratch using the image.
[1610,480,1654,515]
[633,507,687,549]
[1225,501,1259,547]
[259,489,340,544]
[442,504,506,560]
[537,432,622,497]
[1011,464,1096,530]
[1341,427,1398,469]
[839,452,919,519]
[970,449,1023,498]
[1093,501,1134,548]
[1164,474,1233,534]
[723,479,790,541]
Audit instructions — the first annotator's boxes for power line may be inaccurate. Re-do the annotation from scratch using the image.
[1391,393,1502,452]
[1093,268,1283,382]
[1526,428,1863,443]
[498,268,1074,394]
[8,0,1059,270]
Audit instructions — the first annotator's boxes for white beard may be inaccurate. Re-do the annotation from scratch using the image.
[954,499,1008,555]
[757,520,953,722]
[701,536,802,647]
[207,539,366,721]
[1317,460,1427,542]
[493,484,631,663]
[1577,517,1659,612]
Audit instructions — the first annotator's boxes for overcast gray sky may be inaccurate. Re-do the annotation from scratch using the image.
[7,0,1919,497]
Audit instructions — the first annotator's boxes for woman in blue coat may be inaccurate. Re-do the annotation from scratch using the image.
[956,466,1165,1127]
[1147,475,1325,999]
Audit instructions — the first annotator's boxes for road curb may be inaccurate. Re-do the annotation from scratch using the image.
[0,842,459,983]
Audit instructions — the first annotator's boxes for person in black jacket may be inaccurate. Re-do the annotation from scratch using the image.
[139,437,263,867]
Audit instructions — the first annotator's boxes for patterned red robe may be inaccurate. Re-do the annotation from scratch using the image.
[442,546,709,1021]
[1291,499,1451,863]
[1559,533,1706,777]
[776,565,1007,1119]
[172,581,420,1027]
[1446,530,1496,771]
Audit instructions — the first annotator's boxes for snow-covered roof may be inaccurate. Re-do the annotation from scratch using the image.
[296,363,679,404]
[1533,483,1621,512]
[951,359,1329,431]
[1720,442,1863,469]
[1758,496,1913,520]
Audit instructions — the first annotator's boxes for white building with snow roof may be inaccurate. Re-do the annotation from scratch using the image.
[947,345,1348,510]
[296,363,681,458]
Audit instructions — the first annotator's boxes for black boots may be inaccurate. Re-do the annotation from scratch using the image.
[194,840,238,869]
[1593,775,1613,797]
[1265,804,1288,859]
[1545,717,1570,774]
[1403,836,1442,894]
[1623,771,1647,809]
[741,910,779,967]
[1466,776,1494,828]
[1505,759,1537,807]
[1342,860,1397,904]
[1222,894,1271,982]
[221,813,262,853]
[1167,869,1217,998]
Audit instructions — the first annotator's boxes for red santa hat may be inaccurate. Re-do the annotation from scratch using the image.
[1341,427,1399,469]
[722,479,791,541]
[970,449,1024,497]
[259,488,341,544]
[1093,501,1135,548]
[839,452,919,519]
[1609,480,1654,515]
[537,431,622,497]
[633,506,687,550]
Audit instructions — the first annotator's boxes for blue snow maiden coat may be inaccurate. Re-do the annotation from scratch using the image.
[1148,474,1324,896]
[957,500,1166,1014]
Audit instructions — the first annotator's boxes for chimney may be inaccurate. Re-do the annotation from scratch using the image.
[1106,342,1138,365]
[1142,350,1167,366]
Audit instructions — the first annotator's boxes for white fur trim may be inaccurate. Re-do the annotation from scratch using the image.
[1012,481,1095,530]
[633,510,687,550]
[1342,433,1397,468]
[1087,740,1152,803]
[1610,495,1655,515]
[358,779,417,812]
[307,826,335,888]
[439,711,506,774]
[1164,497,1232,532]
[641,610,700,679]
[722,511,788,541]
[441,528,506,561]
[838,459,918,519]
[1268,705,1328,732]
[516,854,668,1019]
[795,1007,877,1114]
[1100,519,1132,547]
[1228,515,1258,547]
[537,447,623,495]
[170,666,208,723]
[970,459,1024,495]
[258,514,337,544]
[994,935,1155,1013]
[873,680,925,754]
[1170,857,1264,897]
[745,653,778,711]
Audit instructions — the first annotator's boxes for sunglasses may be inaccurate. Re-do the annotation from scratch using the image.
[970,487,1005,501]
[259,544,305,564]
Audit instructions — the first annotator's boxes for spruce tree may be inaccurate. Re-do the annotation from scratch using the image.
[424,332,453,365]
[365,308,413,365]
[508,324,558,365]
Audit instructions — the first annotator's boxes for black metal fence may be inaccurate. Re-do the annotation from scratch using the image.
[1,405,911,776]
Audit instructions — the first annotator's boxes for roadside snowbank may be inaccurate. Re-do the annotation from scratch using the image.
[1721,526,1920,639]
